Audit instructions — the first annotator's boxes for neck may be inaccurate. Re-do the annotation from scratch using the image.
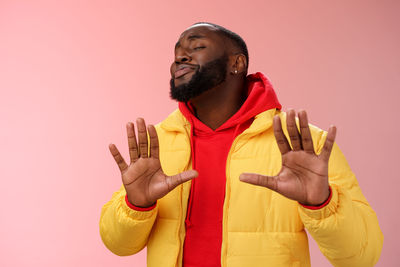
[190,77,246,130]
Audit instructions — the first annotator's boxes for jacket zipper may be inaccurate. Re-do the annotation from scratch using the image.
[177,124,194,267]
[185,121,195,226]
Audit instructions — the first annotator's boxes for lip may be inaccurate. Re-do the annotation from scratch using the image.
[174,64,196,79]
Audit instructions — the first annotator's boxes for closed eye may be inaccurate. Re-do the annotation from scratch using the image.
[194,46,206,50]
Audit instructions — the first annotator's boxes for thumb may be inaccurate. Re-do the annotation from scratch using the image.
[165,170,198,191]
[239,173,278,192]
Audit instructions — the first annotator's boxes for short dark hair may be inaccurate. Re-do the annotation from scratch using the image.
[192,22,249,69]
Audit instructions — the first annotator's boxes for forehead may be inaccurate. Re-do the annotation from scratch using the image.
[180,24,219,38]
[175,25,224,49]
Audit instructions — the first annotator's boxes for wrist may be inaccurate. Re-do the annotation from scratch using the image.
[125,195,157,211]
[299,186,332,210]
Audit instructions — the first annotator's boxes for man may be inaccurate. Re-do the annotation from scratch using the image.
[100,22,383,267]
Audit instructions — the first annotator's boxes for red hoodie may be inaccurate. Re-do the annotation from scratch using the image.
[179,72,282,267]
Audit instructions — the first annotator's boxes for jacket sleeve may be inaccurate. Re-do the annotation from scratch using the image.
[99,185,158,256]
[298,132,383,267]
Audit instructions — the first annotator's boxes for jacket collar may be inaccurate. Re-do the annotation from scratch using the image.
[160,107,279,139]
[160,109,191,133]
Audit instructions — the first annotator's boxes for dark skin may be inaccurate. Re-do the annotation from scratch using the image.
[171,24,248,130]
[109,24,336,207]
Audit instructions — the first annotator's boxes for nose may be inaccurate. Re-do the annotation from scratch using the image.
[175,49,191,63]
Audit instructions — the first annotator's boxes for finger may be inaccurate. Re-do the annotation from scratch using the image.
[319,125,337,161]
[165,170,198,191]
[239,173,279,192]
[286,109,302,151]
[108,143,128,172]
[298,110,315,153]
[273,115,291,154]
[148,124,159,159]
[127,122,139,163]
[136,118,148,158]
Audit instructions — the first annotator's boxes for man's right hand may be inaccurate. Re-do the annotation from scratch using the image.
[109,118,198,208]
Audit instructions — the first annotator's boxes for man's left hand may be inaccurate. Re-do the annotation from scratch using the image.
[239,109,336,206]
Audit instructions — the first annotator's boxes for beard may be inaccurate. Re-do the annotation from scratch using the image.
[169,54,228,102]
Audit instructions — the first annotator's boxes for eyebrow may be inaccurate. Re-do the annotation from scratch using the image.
[175,34,206,49]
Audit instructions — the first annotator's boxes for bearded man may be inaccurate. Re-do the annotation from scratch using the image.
[100,22,383,267]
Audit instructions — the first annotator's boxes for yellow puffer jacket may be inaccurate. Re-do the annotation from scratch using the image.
[100,108,383,267]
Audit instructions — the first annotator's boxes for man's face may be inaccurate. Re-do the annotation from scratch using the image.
[169,25,229,102]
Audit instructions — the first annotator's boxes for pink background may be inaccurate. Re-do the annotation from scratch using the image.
[0,1,398,266]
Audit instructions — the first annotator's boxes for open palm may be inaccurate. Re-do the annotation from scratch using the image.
[240,110,336,206]
[109,118,198,208]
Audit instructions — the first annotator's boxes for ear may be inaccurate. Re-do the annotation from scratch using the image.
[230,54,247,75]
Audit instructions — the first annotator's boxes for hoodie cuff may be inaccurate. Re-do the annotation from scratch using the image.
[299,186,332,210]
[125,195,157,211]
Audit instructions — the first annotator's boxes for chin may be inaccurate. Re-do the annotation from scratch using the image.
[173,80,186,88]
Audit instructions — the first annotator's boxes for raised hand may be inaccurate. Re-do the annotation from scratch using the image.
[109,118,198,208]
[239,110,336,206]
